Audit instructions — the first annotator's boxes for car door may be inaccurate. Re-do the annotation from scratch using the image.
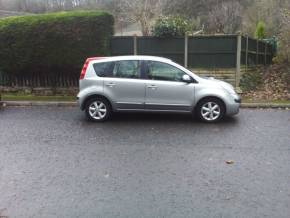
[103,60,145,110]
[143,60,195,111]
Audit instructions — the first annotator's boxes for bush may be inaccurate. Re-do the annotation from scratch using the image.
[254,21,266,39]
[151,16,190,37]
[0,10,114,79]
[240,68,263,92]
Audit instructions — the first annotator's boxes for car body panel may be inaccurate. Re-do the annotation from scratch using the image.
[144,79,195,111]
[103,77,146,110]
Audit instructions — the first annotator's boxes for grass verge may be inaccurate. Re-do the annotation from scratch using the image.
[1,94,75,102]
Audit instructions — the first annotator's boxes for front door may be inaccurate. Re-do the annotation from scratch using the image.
[144,61,195,111]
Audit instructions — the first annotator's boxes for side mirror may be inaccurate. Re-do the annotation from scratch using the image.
[182,74,192,83]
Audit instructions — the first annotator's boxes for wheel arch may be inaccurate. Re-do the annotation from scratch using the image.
[195,96,227,113]
[81,94,113,111]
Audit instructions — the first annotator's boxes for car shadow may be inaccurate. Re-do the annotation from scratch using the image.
[107,112,239,124]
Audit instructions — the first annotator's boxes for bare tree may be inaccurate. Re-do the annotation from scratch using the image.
[207,1,242,34]
[118,0,163,36]
[242,0,290,37]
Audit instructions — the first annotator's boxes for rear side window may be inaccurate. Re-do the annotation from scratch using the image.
[93,60,141,79]
[93,62,113,77]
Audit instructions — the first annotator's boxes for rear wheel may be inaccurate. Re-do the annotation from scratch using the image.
[85,97,112,122]
[196,98,225,123]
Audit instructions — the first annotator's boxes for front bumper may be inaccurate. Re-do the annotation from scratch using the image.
[226,102,240,116]
[226,95,241,116]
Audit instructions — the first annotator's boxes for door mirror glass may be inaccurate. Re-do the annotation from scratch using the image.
[182,74,192,83]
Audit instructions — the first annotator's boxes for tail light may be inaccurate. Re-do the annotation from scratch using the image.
[80,57,105,80]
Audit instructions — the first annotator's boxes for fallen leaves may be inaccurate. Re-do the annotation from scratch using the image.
[243,64,290,101]
[225,160,234,164]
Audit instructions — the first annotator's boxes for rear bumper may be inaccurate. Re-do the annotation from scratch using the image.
[76,95,84,110]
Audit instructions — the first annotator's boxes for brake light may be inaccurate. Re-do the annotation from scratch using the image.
[80,57,105,80]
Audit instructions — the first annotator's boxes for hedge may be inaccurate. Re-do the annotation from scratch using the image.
[0,10,114,80]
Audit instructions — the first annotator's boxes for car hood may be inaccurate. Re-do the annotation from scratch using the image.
[199,76,235,90]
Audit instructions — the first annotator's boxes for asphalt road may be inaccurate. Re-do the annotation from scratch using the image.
[0,107,289,218]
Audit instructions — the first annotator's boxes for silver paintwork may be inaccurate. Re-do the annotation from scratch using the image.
[77,56,240,117]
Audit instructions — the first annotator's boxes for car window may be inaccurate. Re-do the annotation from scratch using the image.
[93,62,113,77]
[112,60,141,79]
[146,61,185,82]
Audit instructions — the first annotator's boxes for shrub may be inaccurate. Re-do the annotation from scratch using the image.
[151,16,190,37]
[0,10,114,79]
[240,68,263,92]
[254,21,266,39]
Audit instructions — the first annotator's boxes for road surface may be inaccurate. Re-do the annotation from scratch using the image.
[0,107,289,217]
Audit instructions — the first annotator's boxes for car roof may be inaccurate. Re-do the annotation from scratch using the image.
[90,55,173,64]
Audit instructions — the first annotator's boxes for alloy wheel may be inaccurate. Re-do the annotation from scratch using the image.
[88,101,107,120]
[201,102,221,121]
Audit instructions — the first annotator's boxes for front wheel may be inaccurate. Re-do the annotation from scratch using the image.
[196,98,225,123]
[85,98,112,122]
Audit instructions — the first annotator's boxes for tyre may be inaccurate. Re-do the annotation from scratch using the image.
[85,97,112,122]
[196,98,225,123]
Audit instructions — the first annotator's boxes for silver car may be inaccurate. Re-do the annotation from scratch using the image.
[77,56,240,123]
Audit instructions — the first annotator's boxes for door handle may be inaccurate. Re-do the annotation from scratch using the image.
[147,85,157,89]
[106,83,116,87]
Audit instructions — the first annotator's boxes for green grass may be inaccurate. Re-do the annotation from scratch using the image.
[242,97,290,104]
[1,94,75,102]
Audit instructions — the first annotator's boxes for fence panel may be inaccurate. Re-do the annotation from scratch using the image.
[110,36,134,56]
[241,36,273,67]
[110,35,273,69]
[137,37,185,66]
[188,35,237,68]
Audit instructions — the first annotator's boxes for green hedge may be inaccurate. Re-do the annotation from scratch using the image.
[0,10,114,78]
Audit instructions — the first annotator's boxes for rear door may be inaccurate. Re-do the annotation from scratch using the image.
[143,61,195,111]
[102,60,145,110]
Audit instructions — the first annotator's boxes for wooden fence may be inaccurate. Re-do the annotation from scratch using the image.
[110,34,274,88]
[0,72,79,87]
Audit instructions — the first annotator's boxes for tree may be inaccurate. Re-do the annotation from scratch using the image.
[152,16,190,37]
[255,21,266,39]
[207,1,242,34]
[277,8,290,62]
[117,0,163,36]
[242,0,289,37]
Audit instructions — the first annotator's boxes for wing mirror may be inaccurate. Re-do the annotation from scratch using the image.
[182,74,192,83]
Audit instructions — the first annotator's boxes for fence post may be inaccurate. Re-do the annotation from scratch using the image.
[133,35,137,55]
[184,34,188,68]
[235,34,242,89]
[264,43,267,65]
[245,35,249,73]
[256,39,259,65]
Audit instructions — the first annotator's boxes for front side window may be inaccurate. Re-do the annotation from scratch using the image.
[146,61,185,82]
[112,60,140,79]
